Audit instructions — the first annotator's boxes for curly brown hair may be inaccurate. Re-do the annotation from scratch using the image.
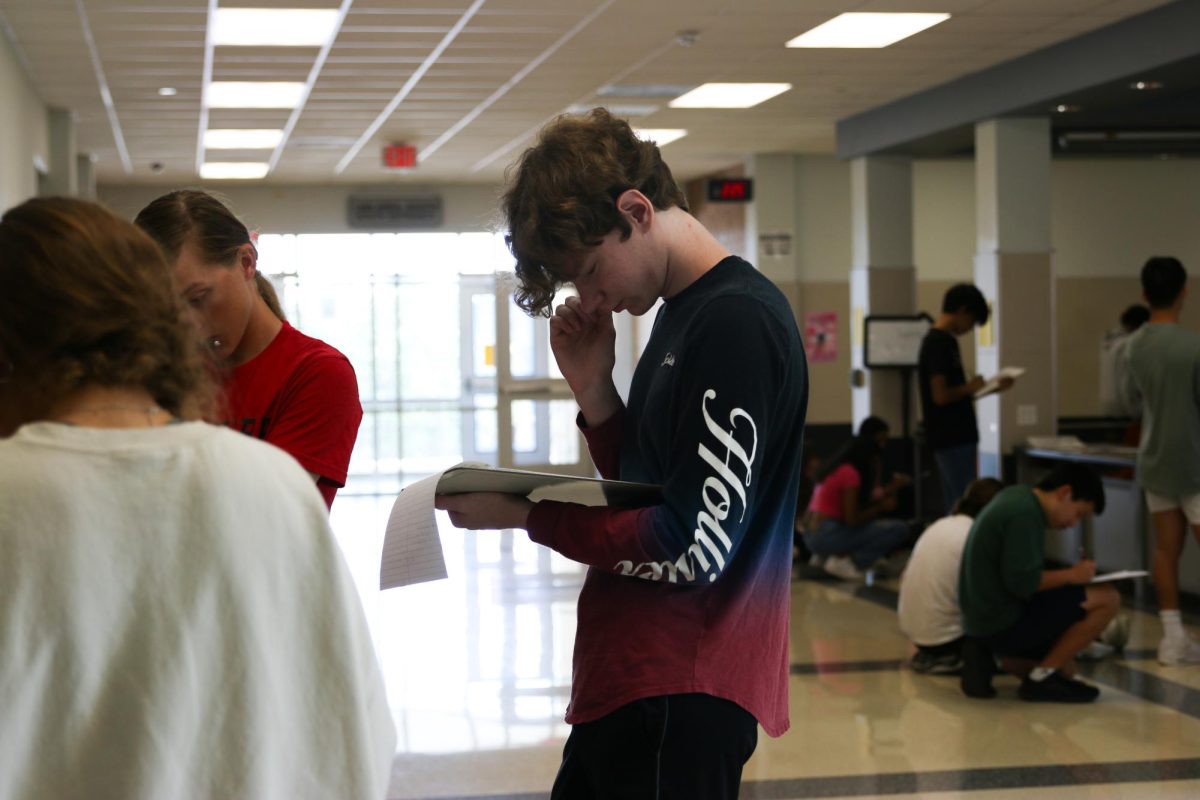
[0,197,215,426]
[501,108,688,316]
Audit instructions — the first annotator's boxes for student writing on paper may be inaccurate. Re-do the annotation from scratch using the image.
[436,109,808,798]
[0,198,394,799]
[136,190,362,509]
[958,464,1119,703]
[918,283,1014,513]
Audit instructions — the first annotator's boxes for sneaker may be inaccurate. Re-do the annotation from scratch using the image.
[1158,635,1200,665]
[1019,671,1100,703]
[1076,641,1115,662]
[911,650,963,675]
[1098,614,1131,652]
[823,555,865,582]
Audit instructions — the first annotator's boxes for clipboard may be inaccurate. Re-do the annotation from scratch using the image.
[436,465,662,508]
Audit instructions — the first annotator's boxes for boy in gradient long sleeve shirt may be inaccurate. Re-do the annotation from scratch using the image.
[437,109,808,799]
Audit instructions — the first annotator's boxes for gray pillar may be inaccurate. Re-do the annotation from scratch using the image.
[850,155,916,433]
[42,107,78,196]
[76,153,97,199]
[973,118,1056,478]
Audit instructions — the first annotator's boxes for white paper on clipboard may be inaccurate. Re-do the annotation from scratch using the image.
[379,465,661,590]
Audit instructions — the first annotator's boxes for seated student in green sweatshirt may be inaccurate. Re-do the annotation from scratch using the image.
[958,463,1119,703]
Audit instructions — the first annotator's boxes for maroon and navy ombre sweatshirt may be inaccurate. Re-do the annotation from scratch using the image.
[526,256,808,737]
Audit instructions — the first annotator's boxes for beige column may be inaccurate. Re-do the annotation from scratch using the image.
[42,107,78,197]
[850,155,916,433]
[974,118,1056,478]
[76,153,97,200]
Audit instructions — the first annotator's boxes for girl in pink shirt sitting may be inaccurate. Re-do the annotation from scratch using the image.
[804,416,911,581]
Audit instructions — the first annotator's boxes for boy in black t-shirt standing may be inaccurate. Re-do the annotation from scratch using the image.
[918,284,1012,513]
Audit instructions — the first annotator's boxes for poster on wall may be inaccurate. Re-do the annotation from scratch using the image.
[804,311,838,363]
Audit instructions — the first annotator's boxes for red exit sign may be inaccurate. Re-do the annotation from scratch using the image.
[706,177,754,202]
[383,144,417,169]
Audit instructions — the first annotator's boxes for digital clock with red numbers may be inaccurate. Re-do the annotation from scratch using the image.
[706,178,754,202]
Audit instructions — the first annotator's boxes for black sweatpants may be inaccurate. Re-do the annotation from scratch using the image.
[550,693,759,800]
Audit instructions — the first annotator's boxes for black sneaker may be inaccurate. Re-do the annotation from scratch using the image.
[960,637,996,698]
[1019,671,1100,703]
[912,650,963,675]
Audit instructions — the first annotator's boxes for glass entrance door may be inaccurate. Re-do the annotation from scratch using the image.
[493,273,592,477]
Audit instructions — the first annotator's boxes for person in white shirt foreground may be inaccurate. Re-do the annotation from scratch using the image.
[0,197,395,800]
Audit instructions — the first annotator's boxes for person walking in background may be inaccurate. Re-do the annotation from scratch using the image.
[918,283,1013,513]
[1099,303,1149,418]
[136,190,362,509]
[1122,256,1200,665]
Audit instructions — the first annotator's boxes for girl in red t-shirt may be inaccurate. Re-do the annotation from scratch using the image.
[135,191,362,508]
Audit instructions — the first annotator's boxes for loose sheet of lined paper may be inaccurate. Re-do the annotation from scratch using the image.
[380,472,448,590]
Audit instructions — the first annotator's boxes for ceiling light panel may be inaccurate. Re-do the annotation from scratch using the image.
[212,8,340,48]
[669,83,791,109]
[204,129,285,149]
[787,13,951,49]
[200,162,270,180]
[206,82,307,109]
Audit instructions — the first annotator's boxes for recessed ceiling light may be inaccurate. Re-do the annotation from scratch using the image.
[1054,104,1082,113]
[669,83,791,109]
[157,87,177,97]
[633,128,688,146]
[200,162,270,180]
[786,12,950,48]
[567,103,660,117]
[211,8,340,47]
[206,82,306,109]
[597,84,695,99]
[204,129,285,150]
[1131,80,1163,90]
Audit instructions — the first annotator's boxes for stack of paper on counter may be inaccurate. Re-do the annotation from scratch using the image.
[379,464,662,590]
[1089,570,1149,584]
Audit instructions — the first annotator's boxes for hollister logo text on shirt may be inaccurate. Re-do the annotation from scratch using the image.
[616,389,758,584]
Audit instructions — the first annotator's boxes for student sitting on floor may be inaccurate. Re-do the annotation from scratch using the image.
[898,478,1005,673]
[958,463,1120,703]
[804,416,911,581]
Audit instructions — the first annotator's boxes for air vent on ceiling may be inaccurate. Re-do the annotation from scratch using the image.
[347,194,443,230]
[1056,130,1200,156]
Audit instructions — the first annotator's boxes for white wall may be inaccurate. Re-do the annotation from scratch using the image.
[912,157,1200,282]
[913,159,975,282]
[1052,159,1200,278]
[99,183,504,234]
[0,31,48,212]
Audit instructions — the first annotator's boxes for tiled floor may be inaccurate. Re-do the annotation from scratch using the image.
[330,495,1200,800]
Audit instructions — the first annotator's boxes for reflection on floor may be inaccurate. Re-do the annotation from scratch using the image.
[329,495,1200,800]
